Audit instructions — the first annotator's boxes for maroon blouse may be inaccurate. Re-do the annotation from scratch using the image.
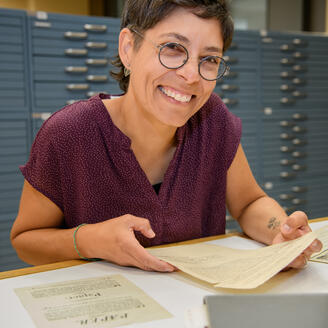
[20,93,241,246]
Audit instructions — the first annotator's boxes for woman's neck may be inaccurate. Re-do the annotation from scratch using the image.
[111,94,177,154]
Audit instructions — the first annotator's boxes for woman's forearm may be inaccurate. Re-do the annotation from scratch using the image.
[11,227,87,265]
[237,195,289,245]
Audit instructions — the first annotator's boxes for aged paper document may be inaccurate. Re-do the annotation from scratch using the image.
[310,225,328,264]
[15,274,172,328]
[149,230,319,289]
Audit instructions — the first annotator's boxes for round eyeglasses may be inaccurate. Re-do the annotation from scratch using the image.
[158,42,228,81]
[131,29,229,81]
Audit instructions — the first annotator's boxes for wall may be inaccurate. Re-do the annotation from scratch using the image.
[0,0,28,10]
[0,0,89,15]
[326,0,328,32]
[308,0,327,32]
[268,0,303,31]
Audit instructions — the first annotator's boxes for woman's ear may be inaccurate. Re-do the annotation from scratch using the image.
[118,28,134,69]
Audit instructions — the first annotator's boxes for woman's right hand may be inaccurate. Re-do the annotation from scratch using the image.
[77,214,175,272]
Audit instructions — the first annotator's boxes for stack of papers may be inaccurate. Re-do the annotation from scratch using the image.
[149,225,328,289]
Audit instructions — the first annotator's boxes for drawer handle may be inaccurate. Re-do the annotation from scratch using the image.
[293,38,307,46]
[221,84,238,91]
[86,75,108,82]
[293,51,307,59]
[292,113,307,121]
[65,48,88,56]
[280,120,295,127]
[66,84,89,90]
[280,44,295,52]
[66,99,79,105]
[280,172,296,179]
[280,84,295,92]
[282,206,297,213]
[226,215,233,221]
[222,98,238,105]
[65,66,88,73]
[292,164,307,171]
[292,198,306,205]
[34,21,52,28]
[263,182,274,190]
[280,146,294,153]
[86,91,108,97]
[292,138,307,146]
[292,78,306,85]
[263,107,273,115]
[84,24,107,32]
[86,58,109,66]
[280,58,295,65]
[280,133,294,140]
[280,97,295,104]
[261,37,273,43]
[224,71,238,78]
[279,194,294,200]
[64,31,88,39]
[222,56,238,64]
[280,71,295,79]
[280,159,296,166]
[292,126,307,133]
[292,151,307,158]
[85,42,108,49]
[32,112,52,121]
[292,186,308,193]
[292,91,307,98]
[293,64,307,72]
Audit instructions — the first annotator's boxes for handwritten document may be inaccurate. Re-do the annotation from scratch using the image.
[310,225,328,264]
[15,274,172,328]
[149,228,327,289]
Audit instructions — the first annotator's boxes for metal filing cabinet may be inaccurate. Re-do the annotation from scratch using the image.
[1,8,328,267]
[259,31,328,220]
[27,11,122,136]
[216,30,261,232]
[0,8,31,271]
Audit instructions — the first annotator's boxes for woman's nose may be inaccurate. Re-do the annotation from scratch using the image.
[175,58,201,84]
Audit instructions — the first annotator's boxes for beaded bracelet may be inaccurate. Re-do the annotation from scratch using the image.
[73,223,98,261]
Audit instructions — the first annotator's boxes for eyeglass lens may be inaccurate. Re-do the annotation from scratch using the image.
[159,42,226,81]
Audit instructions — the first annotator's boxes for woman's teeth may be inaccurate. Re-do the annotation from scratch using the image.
[159,87,192,103]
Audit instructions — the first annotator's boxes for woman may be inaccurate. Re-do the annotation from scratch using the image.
[11,0,321,272]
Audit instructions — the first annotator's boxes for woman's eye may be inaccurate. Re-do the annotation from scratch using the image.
[165,43,183,52]
[205,57,219,64]
[161,43,186,57]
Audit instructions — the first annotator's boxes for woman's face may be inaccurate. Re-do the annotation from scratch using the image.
[126,7,224,127]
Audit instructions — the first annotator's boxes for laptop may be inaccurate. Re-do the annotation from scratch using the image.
[204,293,328,328]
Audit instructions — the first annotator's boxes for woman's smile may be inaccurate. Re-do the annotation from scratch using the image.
[158,85,194,104]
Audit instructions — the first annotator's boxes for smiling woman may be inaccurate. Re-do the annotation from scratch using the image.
[10,0,322,272]
[113,6,226,128]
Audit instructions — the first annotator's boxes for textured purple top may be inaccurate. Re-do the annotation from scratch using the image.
[20,93,241,247]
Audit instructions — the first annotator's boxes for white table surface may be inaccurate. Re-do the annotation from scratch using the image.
[1,221,327,328]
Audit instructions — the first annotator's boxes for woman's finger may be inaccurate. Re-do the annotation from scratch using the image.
[287,253,308,269]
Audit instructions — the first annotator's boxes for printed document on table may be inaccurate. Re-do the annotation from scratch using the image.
[310,224,328,264]
[149,230,317,289]
[14,274,172,328]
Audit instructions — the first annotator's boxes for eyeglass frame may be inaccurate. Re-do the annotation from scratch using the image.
[130,28,229,81]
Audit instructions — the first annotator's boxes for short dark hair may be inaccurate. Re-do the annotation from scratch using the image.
[110,0,234,92]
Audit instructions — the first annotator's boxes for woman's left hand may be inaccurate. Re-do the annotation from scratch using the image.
[272,211,322,269]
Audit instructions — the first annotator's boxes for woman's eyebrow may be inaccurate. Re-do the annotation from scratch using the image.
[158,33,222,53]
[159,32,190,43]
[205,46,223,54]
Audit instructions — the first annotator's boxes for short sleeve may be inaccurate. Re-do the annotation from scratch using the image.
[223,106,242,170]
[20,118,63,211]
[202,93,242,171]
